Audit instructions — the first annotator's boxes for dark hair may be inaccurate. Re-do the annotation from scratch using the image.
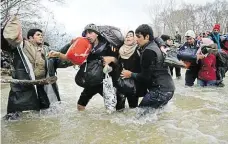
[127,30,134,36]
[161,35,171,42]
[135,24,154,41]
[27,29,42,39]
[86,29,100,35]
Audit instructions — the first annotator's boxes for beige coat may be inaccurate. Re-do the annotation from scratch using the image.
[23,40,46,79]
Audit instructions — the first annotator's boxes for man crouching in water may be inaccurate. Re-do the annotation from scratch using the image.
[77,24,119,111]
[121,24,175,109]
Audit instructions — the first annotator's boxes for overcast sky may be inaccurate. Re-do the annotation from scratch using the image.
[43,0,215,36]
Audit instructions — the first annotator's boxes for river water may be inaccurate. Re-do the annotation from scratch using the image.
[1,67,228,144]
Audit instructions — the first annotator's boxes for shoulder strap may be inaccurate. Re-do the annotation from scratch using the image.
[136,49,140,57]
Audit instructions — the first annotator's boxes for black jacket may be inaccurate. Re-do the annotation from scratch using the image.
[133,41,175,92]
[118,37,165,74]
[5,42,72,114]
[118,48,141,73]
[76,37,119,87]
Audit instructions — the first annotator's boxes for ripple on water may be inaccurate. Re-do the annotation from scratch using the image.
[1,68,228,144]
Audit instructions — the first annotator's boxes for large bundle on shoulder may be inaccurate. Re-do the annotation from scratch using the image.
[68,25,124,88]
[97,25,124,49]
[65,25,124,65]
[164,47,186,68]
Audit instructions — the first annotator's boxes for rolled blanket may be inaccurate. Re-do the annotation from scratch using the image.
[0,76,57,85]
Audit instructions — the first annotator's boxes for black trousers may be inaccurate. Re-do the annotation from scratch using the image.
[77,84,103,106]
[115,82,148,110]
[185,65,200,86]
[169,66,181,77]
[37,85,50,109]
[77,84,125,110]
[116,92,139,110]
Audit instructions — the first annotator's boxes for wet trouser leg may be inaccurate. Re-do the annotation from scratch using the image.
[206,80,217,86]
[126,94,139,108]
[116,92,126,110]
[139,90,174,108]
[185,66,200,86]
[77,84,103,107]
[197,79,206,86]
[37,85,50,109]
[175,67,181,77]
[197,79,217,87]
[169,66,174,76]
[116,92,138,110]
[116,81,146,110]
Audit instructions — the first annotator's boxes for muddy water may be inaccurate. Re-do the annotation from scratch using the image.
[1,67,228,144]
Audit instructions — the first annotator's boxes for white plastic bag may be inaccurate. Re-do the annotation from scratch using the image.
[103,73,117,113]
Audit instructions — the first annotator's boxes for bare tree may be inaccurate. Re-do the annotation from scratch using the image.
[1,0,71,49]
[146,0,228,38]
[1,0,64,25]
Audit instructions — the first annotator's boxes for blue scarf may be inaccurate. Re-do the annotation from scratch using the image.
[212,33,221,51]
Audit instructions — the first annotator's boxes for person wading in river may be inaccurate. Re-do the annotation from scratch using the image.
[2,15,72,120]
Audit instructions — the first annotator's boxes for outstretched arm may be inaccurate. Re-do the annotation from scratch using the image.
[48,50,68,60]
[3,15,23,47]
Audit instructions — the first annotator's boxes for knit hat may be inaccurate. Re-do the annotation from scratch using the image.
[201,38,214,45]
[161,35,171,42]
[213,24,220,31]
[84,23,99,34]
[185,30,196,38]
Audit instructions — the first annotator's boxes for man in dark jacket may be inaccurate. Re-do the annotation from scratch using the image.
[2,16,72,120]
[178,30,205,86]
[76,24,119,111]
[121,24,175,109]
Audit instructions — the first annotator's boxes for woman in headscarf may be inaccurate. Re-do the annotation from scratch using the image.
[116,31,147,110]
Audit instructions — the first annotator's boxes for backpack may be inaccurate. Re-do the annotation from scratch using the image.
[98,25,124,48]
[65,37,92,65]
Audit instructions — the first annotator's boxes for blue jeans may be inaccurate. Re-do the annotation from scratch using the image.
[139,90,174,108]
[197,79,217,87]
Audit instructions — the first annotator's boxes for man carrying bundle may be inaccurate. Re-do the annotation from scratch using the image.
[48,24,121,111]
